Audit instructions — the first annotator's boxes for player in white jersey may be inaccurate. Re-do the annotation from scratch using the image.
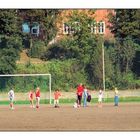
[8,88,15,110]
[98,89,103,108]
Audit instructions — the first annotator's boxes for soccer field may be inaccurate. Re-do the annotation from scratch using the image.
[0,103,140,131]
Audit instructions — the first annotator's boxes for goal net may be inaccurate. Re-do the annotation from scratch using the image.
[0,74,52,104]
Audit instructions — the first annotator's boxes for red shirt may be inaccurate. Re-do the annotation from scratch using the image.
[54,91,61,100]
[77,85,84,96]
[36,90,40,97]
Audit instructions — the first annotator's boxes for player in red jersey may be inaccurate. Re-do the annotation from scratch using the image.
[35,87,41,108]
[76,83,84,107]
[54,89,61,108]
[28,90,35,108]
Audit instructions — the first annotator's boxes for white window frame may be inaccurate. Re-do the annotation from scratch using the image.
[97,21,105,34]
[63,22,80,35]
[90,23,97,34]
[63,23,70,34]
[63,21,105,35]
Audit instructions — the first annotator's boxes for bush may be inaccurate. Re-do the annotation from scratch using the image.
[15,59,88,91]
[41,37,77,61]
[122,72,140,89]
[27,40,46,58]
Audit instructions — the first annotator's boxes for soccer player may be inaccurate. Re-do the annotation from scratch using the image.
[114,87,119,106]
[76,83,84,107]
[35,87,40,108]
[83,86,88,107]
[8,88,15,110]
[98,89,103,108]
[28,90,35,108]
[54,89,61,108]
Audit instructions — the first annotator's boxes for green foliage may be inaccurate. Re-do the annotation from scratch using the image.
[0,10,21,36]
[19,9,61,46]
[0,36,22,74]
[27,40,46,58]
[86,37,103,88]
[41,37,77,60]
[0,10,23,74]
[132,50,140,77]
[108,9,140,89]
[0,9,139,90]
[114,38,137,73]
[109,10,140,74]
[66,10,97,65]
[18,9,62,61]
[108,9,140,39]
[0,76,49,92]
[42,10,101,88]
[104,46,115,89]
[15,60,88,91]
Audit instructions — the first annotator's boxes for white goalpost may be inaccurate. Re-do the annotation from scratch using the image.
[0,73,52,104]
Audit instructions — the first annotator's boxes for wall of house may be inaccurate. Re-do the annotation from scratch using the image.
[56,9,114,41]
[94,9,114,39]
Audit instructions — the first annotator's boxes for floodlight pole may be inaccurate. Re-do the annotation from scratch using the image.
[102,39,105,95]
[49,74,52,104]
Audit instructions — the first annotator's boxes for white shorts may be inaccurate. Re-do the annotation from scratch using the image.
[54,99,59,105]
[36,97,40,101]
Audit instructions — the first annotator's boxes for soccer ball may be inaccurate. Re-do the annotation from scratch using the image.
[73,102,78,108]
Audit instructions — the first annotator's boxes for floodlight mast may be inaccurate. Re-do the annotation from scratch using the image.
[0,74,52,104]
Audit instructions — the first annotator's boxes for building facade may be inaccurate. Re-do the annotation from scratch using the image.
[55,9,114,41]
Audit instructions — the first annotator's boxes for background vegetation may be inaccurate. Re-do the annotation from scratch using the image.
[0,9,139,92]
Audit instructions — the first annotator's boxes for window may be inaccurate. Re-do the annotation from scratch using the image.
[63,23,70,34]
[90,23,97,34]
[31,22,40,36]
[63,21,105,35]
[22,22,40,36]
[22,22,30,33]
[97,21,105,34]
[63,22,80,34]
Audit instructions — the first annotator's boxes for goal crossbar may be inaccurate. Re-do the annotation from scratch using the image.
[0,74,51,77]
[0,73,52,104]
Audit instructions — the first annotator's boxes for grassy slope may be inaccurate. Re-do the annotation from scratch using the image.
[16,50,46,64]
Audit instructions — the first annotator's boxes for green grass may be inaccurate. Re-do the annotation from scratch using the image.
[0,97,140,105]
[91,97,140,103]
[0,99,49,105]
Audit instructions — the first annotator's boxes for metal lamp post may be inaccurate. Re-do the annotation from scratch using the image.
[102,41,105,92]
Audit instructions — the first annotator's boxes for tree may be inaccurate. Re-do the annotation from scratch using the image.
[66,10,97,64]
[66,10,110,88]
[18,10,61,58]
[19,10,61,45]
[0,10,22,74]
[109,9,140,40]
[109,10,140,72]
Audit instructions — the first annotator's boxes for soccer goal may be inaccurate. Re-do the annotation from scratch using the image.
[0,74,52,104]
